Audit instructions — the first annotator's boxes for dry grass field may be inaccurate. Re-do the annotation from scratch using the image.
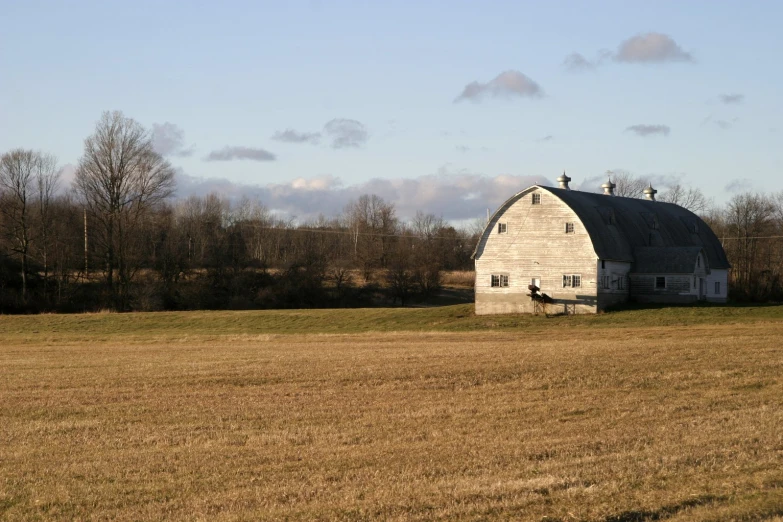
[1,305,782,521]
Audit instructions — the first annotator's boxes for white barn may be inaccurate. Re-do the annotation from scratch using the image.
[472,175,730,315]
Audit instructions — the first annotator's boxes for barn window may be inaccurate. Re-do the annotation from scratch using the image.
[497,222,507,234]
[565,222,575,234]
[491,274,509,288]
[601,275,610,289]
[656,276,666,289]
[532,193,541,205]
[618,276,625,290]
[563,274,581,288]
[715,281,720,294]
[601,260,606,269]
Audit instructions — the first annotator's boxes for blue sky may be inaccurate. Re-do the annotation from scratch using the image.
[1,1,781,220]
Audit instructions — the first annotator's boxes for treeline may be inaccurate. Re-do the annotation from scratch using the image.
[0,112,477,313]
[3,112,783,313]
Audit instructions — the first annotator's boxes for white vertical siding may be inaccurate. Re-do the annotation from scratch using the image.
[706,269,729,303]
[474,187,599,314]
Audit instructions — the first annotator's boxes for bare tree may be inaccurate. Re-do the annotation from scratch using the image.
[607,170,648,199]
[658,184,709,214]
[74,111,175,308]
[724,192,775,292]
[344,194,397,280]
[35,156,60,293]
[0,149,59,300]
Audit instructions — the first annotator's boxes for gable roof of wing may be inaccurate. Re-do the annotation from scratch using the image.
[632,246,709,274]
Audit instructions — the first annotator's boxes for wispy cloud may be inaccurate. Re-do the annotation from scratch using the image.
[702,115,739,129]
[56,164,77,192]
[271,129,321,144]
[725,178,754,193]
[625,124,671,137]
[323,118,369,149]
[713,118,738,130]
[205,146,277,162]
[719,93,744,105]
[615,33,693,63]
[151,122,194,157]
[562,53,596,72]
[537,135,554,142]
[175,168,552,221]
[455,70,544,103]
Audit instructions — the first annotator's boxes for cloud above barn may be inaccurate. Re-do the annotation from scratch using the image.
[455,70,544,102]
[614,33,693,63]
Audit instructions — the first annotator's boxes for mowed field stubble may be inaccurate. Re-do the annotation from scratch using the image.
[1,305,782,521]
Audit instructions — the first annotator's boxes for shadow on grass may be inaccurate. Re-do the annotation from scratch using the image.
[602,300,783,313]
[601,494,723,522]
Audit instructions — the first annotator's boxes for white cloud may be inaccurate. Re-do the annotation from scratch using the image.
[323,119,369,149]
[702,115,739,130]
[56,164,77,192]
[151,122,194,157]
[562,53,596,72]
[615,33,693,63]
[626,124,671,137]
[205,146,277,162]
[175,169,552,221]
[719,93,744,105]
[455,70,544,102]
[725,178,754,193]
[271,129,321,144]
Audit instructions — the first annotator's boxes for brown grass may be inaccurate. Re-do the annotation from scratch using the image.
[1,316,782,520]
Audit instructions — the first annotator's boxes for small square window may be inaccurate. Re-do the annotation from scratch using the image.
[498,223,507,234]
[565,222,575,234]
[532,193,541,205]
[656,276,666,289]
[563,274,581,288]
[562,275,572,287]
[573,275,581,288]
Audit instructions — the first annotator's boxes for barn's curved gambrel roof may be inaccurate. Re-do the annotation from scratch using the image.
[472,185,731,270]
